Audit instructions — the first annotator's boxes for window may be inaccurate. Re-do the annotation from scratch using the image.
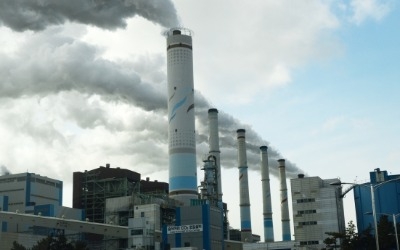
[298,221,317,226]
[297,210,316,215]
[131,229,143,235]
[296,198,315,203]
[300,241,319,245]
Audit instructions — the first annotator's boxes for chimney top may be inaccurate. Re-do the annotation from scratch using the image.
[172,29,181,35]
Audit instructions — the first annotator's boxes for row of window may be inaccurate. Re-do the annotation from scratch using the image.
[296,198,315,203]
[0,177,61,188]
[300,241,319,245]
[297,209,316,215]
[298,221,317,226]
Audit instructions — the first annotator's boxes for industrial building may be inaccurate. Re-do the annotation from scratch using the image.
[0,172,63,213]
[353,168,400,236]
[72,163,168,224]
[290,175,345,249]
[0,172,84,249]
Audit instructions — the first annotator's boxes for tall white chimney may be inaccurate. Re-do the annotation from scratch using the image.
[260,146,274,242]
[165,28,198,205]
[208,108,222,201]
[237,129,252,242]
[278,159,291,241]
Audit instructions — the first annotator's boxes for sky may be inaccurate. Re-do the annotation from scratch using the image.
[0,0,399,242]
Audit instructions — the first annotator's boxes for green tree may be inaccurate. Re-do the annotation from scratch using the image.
[30,235,87,250]
[10,241,27,250]
[324,231,344,249]
[341,220,359,249]
[323,220,375,250]
[377,215,396,250]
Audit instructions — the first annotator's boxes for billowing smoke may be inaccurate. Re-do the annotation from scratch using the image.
[195,94,302,178]
[0,30,302,178]
[0,0,302,179]
[0,0,179,31]
[0,165,11,175]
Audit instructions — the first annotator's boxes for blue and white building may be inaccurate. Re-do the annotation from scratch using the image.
[354,168,400,235]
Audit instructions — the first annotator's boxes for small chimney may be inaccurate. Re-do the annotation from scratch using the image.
[260,146,274,242]
[208,108,222,201]
[278,159,291,241]
[237,129,252,242]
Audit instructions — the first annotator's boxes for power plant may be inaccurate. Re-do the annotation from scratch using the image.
[0,26,364,250]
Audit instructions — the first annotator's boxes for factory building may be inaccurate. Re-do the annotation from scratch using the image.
[0,172,63,213]
[0,172,81,233]
[0,172,84,248]
[290,175,345,249]
[353,168,400,236]
[72,163,168,224]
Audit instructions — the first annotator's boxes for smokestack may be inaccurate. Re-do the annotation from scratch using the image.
[278,159,291,241]
[260,146,274,242]
[237,129,252,242]
[166,28,198,205]
[208,108,222,201]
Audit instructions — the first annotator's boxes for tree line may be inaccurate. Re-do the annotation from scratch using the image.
[11,235,89,250]
[323,216,399,250]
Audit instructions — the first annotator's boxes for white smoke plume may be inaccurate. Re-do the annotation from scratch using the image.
[0,0,179,31]
[0,0,303,179]
[0,29,302,178]
[0,165,11,175]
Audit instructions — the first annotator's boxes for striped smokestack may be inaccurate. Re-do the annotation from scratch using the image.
[208,108,222,201]
[166,28,198,205]
[237,129,252,242]
[278,159,291,241]
[260,146,274,242]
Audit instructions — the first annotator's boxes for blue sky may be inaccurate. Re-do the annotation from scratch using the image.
[0,0,399,242]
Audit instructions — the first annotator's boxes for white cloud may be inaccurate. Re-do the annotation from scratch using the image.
[350,0,393,24]
[172,0,341,104]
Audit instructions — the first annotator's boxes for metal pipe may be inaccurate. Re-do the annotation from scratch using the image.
[393,213,399,250]
[371,184,379,250]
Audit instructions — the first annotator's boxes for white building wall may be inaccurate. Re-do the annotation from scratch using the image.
[291,176,345,249]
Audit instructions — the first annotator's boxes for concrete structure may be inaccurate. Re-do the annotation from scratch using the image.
[0,195,8,232]
[0,172,65,233]
[278,159,291,241]
[237,129,252,242]
[260,146,274,242]
[353,168,400,235]
[0,210,129,250]
[243,241,296,250]
[73,164,168,224]
[0,172,62,213]
[291,175,345,249]
[166,28,198,205]
[208,108,222,202]
[164,202,224,250]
